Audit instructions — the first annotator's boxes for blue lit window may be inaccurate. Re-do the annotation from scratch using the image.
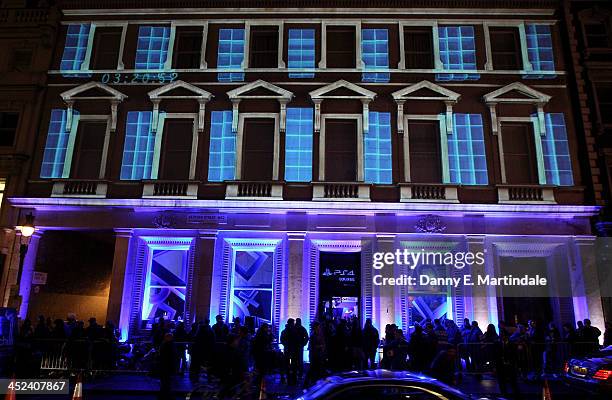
[285,108,313,182]
[142,249,188,322]
[232,251,274,329]
[436,26,480,81]
[288,29,315,78]
[447,114,488,185]
[362,29,390,83]
[217,28,245,82]
[524,24,556,79]
[60,24,92,77]
[41,109,78,178]
[120,111,156,180]
[208,111,236,181]
[540,113,573,185]
[135,26,171,70]
[364,112,393,184]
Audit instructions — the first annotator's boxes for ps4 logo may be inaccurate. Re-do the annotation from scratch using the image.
[322,268,356,277]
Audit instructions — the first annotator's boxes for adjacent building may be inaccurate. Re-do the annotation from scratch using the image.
[0,0,607,340]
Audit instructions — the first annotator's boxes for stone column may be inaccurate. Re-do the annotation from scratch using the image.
[573,237,605,341]
[376,234,396,330]
[191,231,217,324]
[17,231,43,320]
[467,235,494,327]
[106,229,133,328]
[287,232,305,320]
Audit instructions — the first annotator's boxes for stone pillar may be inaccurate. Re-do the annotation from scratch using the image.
[573,237,605,341]
[375,234,396,330]
[17,231,43,320]
[287,232,305,320]
[191,231,217,324]
[468,235,494,327]
[106,229,133,329]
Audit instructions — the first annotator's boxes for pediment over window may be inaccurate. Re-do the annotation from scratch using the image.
[309,80,377,133]
[227,80,294,133]
[309,79,376,100]
[148,80,213,101]
[483,82,551,135]
[391,81,460,134]
[227,80,293,100]
[60,82,128,132]
[148,80,213,133]
[391,80,460,102]
[483,82,551,105]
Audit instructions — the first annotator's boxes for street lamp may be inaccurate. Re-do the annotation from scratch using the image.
[20,213,35,238]
[11,212,35,312]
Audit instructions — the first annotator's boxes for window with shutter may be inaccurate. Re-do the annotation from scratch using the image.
[250,27,279,68]
[173,26,203,69]
[71,121,107,179]
[90,27,122,70]
[325,119,357,182]
[404,27,434,69]
[242,119,275,181]
[326,26,356,68]
[159,119,194,180]
[408,120,442,183]
[490,27,521,70]
[501,122,539,184]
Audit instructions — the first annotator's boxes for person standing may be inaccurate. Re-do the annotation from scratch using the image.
[305,322,326,387]
[158,333,178,400]
[295,318,309,378]
[363,319,380,369]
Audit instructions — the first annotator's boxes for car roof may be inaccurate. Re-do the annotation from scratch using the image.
[329,369,441,383]
[298,370,468,400]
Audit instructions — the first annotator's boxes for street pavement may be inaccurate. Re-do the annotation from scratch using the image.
[15,372,603,399]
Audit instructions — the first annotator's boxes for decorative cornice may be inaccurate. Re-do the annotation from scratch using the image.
[57,0,561,11]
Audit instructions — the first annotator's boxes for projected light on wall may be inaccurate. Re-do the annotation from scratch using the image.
[231,250,274,328]
[142,249,188,322]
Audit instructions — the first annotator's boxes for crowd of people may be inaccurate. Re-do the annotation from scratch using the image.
[12,312,612,398]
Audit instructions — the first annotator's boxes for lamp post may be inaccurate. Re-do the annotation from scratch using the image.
[9,212,35,312]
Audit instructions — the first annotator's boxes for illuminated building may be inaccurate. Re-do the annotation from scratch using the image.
[0,0,607,340]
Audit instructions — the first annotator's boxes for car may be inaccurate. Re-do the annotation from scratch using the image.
[563,345,612,395]
[292,370,498,400]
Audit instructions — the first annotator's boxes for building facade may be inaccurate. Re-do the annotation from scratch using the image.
[0,0,60,311]
[0,0,607,340]
[566,0,612,320]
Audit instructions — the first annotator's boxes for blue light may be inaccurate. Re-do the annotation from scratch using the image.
[60,24,92,77]
[364,112,393,184]
[447,113,488,185]
[285,108,313,182]
[362,29,390,83]
[540,113,573,185]
[208,111,236,181]
[41,109,78,179]
[135,26,171,70]
[120,111,156,180]
[288,29,315,78]
[523,24,556,79]
[436,26,480,81]
[217,28,245,82]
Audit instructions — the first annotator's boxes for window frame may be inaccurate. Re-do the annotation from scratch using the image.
[150,113,199,180]
[319,114,364,182]
[496,116,546,185]
[0,111,20,147]
[60,21,128,72]
[236,113,280,181]
[403,114,450,184]
[320,21,362,69]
